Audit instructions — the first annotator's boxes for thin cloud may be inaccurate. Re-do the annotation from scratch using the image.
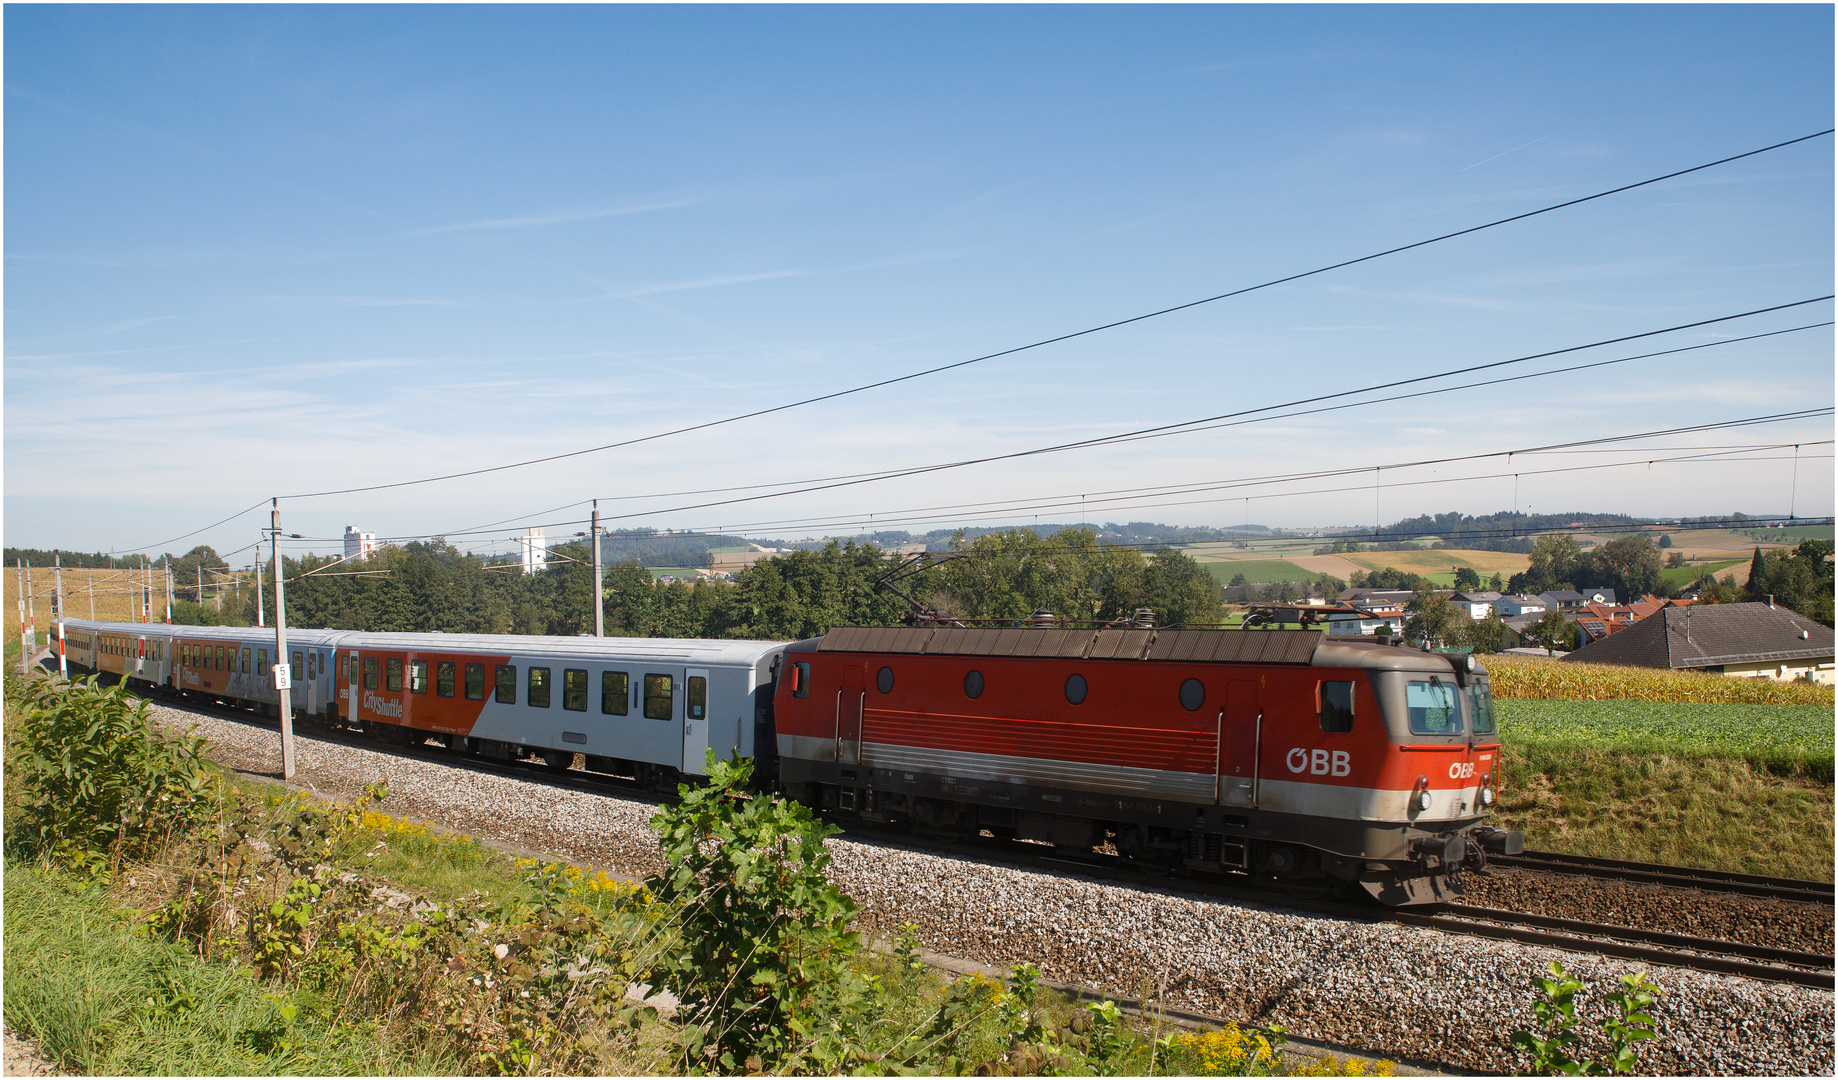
[245,294,459,308]
[609,268,808,299]
[95,316,178,336]
[411,198,697,235]
[1459,134,1552,172]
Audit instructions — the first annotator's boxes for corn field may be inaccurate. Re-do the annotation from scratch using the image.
[1483,654,1834,705]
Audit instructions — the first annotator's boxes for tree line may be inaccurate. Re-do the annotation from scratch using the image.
[170,528,1226,640]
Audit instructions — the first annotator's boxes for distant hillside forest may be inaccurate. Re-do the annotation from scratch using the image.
[124,528,1226,640]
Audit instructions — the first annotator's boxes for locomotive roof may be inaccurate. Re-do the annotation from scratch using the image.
[820,624,1479,675]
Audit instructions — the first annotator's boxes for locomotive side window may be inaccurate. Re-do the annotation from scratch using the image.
[563,669,588,712]
[495,665,517,704]
[876,666,894,694]
[465,663,485,701]
[436,661,456,697]
[1468,677,1496,735]
[386,658,404,692]
[363,656,378,690]
[528,667,552,708]
[643,674,674,720]
[1179,678,1206,712]
[1406,679,1462,735]
[963,670,984,699]
[409,659,429,694]
[1064,673,1088,705]
[602,671,630,715]
[1318,681,1355,733]
[790,662,810,699]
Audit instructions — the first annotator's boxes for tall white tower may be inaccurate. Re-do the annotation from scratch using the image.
[521,527,548,574]
[343,526,377,561]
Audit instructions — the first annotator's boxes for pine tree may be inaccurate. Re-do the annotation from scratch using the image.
[1746,546,1767,593]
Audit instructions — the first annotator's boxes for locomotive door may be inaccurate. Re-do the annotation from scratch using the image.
[1217,680,1260,806]
[837,664,865,765]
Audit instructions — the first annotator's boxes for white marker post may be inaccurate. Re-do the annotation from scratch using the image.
[271,501,297,781]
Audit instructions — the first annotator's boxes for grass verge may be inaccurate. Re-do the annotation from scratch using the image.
[1495,699,1833,779]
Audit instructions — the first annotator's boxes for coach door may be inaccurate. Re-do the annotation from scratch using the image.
[680,668,710,775]
[1218,680,1260,807]
[347,650,360,725]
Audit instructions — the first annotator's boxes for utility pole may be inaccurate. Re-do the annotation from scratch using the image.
[54,556,66,679]
[592,499,604,637]
[270,500,297,781]
[88,573,96,620]
[24,560,37,668]
[255,554,265,628]
[15,560,28,676]
[165,564,173,624]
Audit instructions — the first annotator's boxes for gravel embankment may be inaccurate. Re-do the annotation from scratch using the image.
[155,703,1835,1076]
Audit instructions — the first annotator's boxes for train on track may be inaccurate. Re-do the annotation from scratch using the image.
[52,614,1521,905]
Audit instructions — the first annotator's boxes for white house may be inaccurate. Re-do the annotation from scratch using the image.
[1449,590,1502,619]
[1495,594,1548,617]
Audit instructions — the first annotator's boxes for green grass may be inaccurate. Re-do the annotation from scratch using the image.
[1495,699,1833,778]
[1728,524,1834,543]
[1658,558,1740,587]
[1199,559,1320,585]
[647,566,705,580]
[4,866,453,1075]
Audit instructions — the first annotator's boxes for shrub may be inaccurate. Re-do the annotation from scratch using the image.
[1510,962,1659,1075]
[5,677,212,874]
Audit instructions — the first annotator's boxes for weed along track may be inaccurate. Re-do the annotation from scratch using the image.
[136,691,1835,1075]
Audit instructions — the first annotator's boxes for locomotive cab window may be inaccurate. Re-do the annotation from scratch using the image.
[563,669,588,712]
[528,667,551,708]
[436,661,456,698]
[495,665,517,704]
[465,663,485,701]
[687,676,706,720]
[789,662,810,699]
[644,674,674,720]
[602,671,629,715]
[1467,676,1496,735]
[1318,681,1355,733]
[1406,678,1462,735]
[363,656,378,690]
[409,659,429,695]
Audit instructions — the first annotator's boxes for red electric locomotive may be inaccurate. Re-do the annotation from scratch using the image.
[773,624,1521,905]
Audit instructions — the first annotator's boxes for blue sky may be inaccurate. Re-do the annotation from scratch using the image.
[6,5,1833,566]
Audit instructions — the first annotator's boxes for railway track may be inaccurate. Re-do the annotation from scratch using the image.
[129,684,1835,992]
[1491,849,1835,905]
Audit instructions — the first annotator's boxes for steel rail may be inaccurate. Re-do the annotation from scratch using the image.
[1492,849,1834,904]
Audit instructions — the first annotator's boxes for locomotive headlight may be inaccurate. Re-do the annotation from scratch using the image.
[1416,789,1433,812]
[1479,785,1496,807]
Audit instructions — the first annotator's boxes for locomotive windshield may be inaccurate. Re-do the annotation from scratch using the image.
[1468,675,1497,736]
[1405,677,1462,735]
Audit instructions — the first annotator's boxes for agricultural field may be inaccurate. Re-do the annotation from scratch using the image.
[1483,653,1833,705]
[1658,558,1741,588]
[1340,548,1531,579]
[1495,699,1833,777]
[1197,559,1322,585]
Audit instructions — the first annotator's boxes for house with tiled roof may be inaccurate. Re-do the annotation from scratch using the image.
[1495,594,1547,617]
[1562,602,1835,683]
[1449,590,1503,618]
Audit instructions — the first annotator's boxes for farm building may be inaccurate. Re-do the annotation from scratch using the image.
[1561,602,1835,684]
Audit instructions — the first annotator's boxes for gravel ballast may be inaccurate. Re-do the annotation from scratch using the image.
[153,702,1835,1076]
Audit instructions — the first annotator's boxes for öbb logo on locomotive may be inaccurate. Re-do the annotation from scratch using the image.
[53,616,1522,907]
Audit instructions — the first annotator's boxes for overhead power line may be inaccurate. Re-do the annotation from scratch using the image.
[273,129,1835,503]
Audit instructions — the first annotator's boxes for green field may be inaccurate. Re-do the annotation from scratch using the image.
[1727,524,1835,543]
[647,567,706,580]
[1199,559,1320,585]
[1495,699,1834,777]
[1658,558,1741,587]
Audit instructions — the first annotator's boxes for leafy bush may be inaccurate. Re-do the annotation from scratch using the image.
[1484,654,1833,705]
[1511,962,1659,1075]
[5,677,213,874]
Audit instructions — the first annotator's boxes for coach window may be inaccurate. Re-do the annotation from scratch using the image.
[876,666,894,694]
[1318,681,1355,733]
[1179,678,1206,712]
[495,665,517,704]
[602,671,630,715]
[436,661,456,698]
[528,667,552,708]
[292,652,305,681]
[386,658,404,692]
[789,662,810,699]
[466,663,486,701]
[244,648,253,674]
[363,656,379,690]
[306,653,316,680]
[216,645,226,671]
[258,648,270,674]
[1064,673,1088,705]
[563,669,588,712]
[687,676,707,721]
[963,670,984,700]
[643,674,674,720]
[1405,678,1462,736]
[410,659,429,695]
[338,655,346,681]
